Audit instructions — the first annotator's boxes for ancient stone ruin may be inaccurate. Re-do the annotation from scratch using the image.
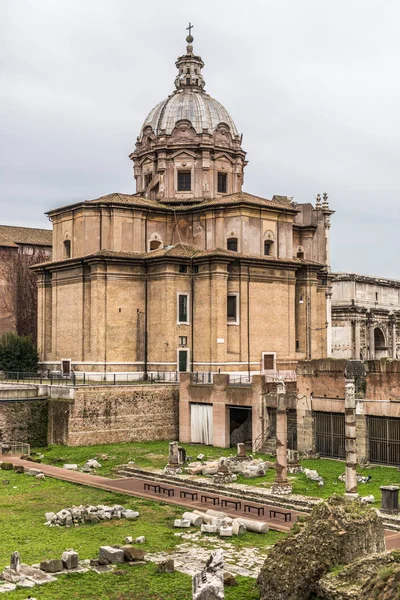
[44,504,139,526]
[257,495,385,600]
[192,549,225,600]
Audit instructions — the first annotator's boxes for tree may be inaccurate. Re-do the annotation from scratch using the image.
[0,248,48,342]
[0,332,38,373]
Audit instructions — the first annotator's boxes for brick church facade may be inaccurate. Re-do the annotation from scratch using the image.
[35,32,333,376]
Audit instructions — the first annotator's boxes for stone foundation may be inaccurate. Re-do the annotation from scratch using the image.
[48,384,179,446]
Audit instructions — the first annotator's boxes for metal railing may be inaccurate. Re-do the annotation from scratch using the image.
[229,375,252,385]
[0,371,179,387]
[192,372,213,384]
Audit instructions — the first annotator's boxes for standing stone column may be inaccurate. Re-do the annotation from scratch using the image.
[368,322,375,359]
[345,379,358,498]
[354,320,361,359]
[391,318,397,358]
[271,380,292,495]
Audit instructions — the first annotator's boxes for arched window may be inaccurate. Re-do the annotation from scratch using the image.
[149,240,162,251]
[63,239,71,258]
[227,237,238,252]
[297,250,304,259]
[264,241,273,256]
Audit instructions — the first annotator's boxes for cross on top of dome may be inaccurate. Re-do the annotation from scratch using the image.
[174,23,205,91]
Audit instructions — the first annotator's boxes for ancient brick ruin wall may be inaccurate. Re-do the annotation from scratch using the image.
[0,400,48,446]
[49,385,179,446]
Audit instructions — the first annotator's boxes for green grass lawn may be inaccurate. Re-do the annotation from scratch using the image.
[240,457,400,507]
[32,441,400,507]
[32,440,272,476]
[0,566,260,600]
[0,471,283,598]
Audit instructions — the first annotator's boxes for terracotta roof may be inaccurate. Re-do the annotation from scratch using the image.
[0,225,52,248]
[48,191,297,215]
[163,192,297,212]
[86,193,171,210]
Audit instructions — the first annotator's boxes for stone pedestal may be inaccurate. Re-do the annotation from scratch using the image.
[236,443,247,460]
[380,486,399,514]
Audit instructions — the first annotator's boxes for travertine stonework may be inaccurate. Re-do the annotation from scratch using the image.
[34,33,332,375]
[331,272,400,359]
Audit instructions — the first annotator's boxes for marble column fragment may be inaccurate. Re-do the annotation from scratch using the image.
[168,441,180,466]
[275,382,288,485]
[345,379,358,497]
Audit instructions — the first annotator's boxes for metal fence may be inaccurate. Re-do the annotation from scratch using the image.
[0,371,179,386]
[315,411,345,459]
[192,373,252,385]
[368,415,400,466]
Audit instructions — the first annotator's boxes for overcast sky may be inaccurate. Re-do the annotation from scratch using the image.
[1,0,399,277]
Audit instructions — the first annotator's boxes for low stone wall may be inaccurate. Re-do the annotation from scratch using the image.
[0,399,48,447]
[48,385,179,446]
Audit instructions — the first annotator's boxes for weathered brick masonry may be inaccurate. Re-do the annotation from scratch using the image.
[48,385,179,446]
[0,399,48,447]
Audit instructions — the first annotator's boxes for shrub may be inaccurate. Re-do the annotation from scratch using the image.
[0,332,38,373]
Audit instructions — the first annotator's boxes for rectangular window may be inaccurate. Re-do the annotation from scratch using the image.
[63,240,71,258]
[178,293,189,323]
[193,265,199,273]
[262,353,275,371]
[178,171,191,191]
[227,293,239,324]
[179,336,188,346]
[217,172,227,193]
[227,238,238,252]
[179,265,188,273]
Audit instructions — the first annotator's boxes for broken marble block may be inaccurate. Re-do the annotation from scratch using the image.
[174,519,191,528]
[122,510,139,520]
[63,464,78,470]
[192,549,224,600]
[98,546,125,565]
[125,536,133,544]
[85,459,102,469]
[201,524,218,534]
[40,559,63,573]
[219,526,233,537]
[361,495,375,504]
[157,559,174,573]
[232,519,246,536]
[182,512,203,526]
[135,536,146,544]
[62,550,79,570]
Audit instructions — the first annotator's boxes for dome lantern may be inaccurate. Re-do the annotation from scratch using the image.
[174,25,206,91]
[130,26,247,203]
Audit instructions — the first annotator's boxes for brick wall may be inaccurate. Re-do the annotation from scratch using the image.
[0,400,48,446]
[49,384,179,446]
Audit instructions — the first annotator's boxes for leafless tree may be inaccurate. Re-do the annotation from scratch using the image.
[0,248,49,343]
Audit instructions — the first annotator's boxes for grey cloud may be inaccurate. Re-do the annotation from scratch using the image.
[0,0,399,276]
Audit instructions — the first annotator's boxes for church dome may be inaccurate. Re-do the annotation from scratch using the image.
[139,28,240,140]
[141,91,239,137]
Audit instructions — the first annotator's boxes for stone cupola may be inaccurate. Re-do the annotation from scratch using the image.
[130,27,247,203]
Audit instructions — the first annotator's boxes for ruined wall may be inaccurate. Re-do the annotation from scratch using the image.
[0,400,48,446]
[49,384,179,446]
